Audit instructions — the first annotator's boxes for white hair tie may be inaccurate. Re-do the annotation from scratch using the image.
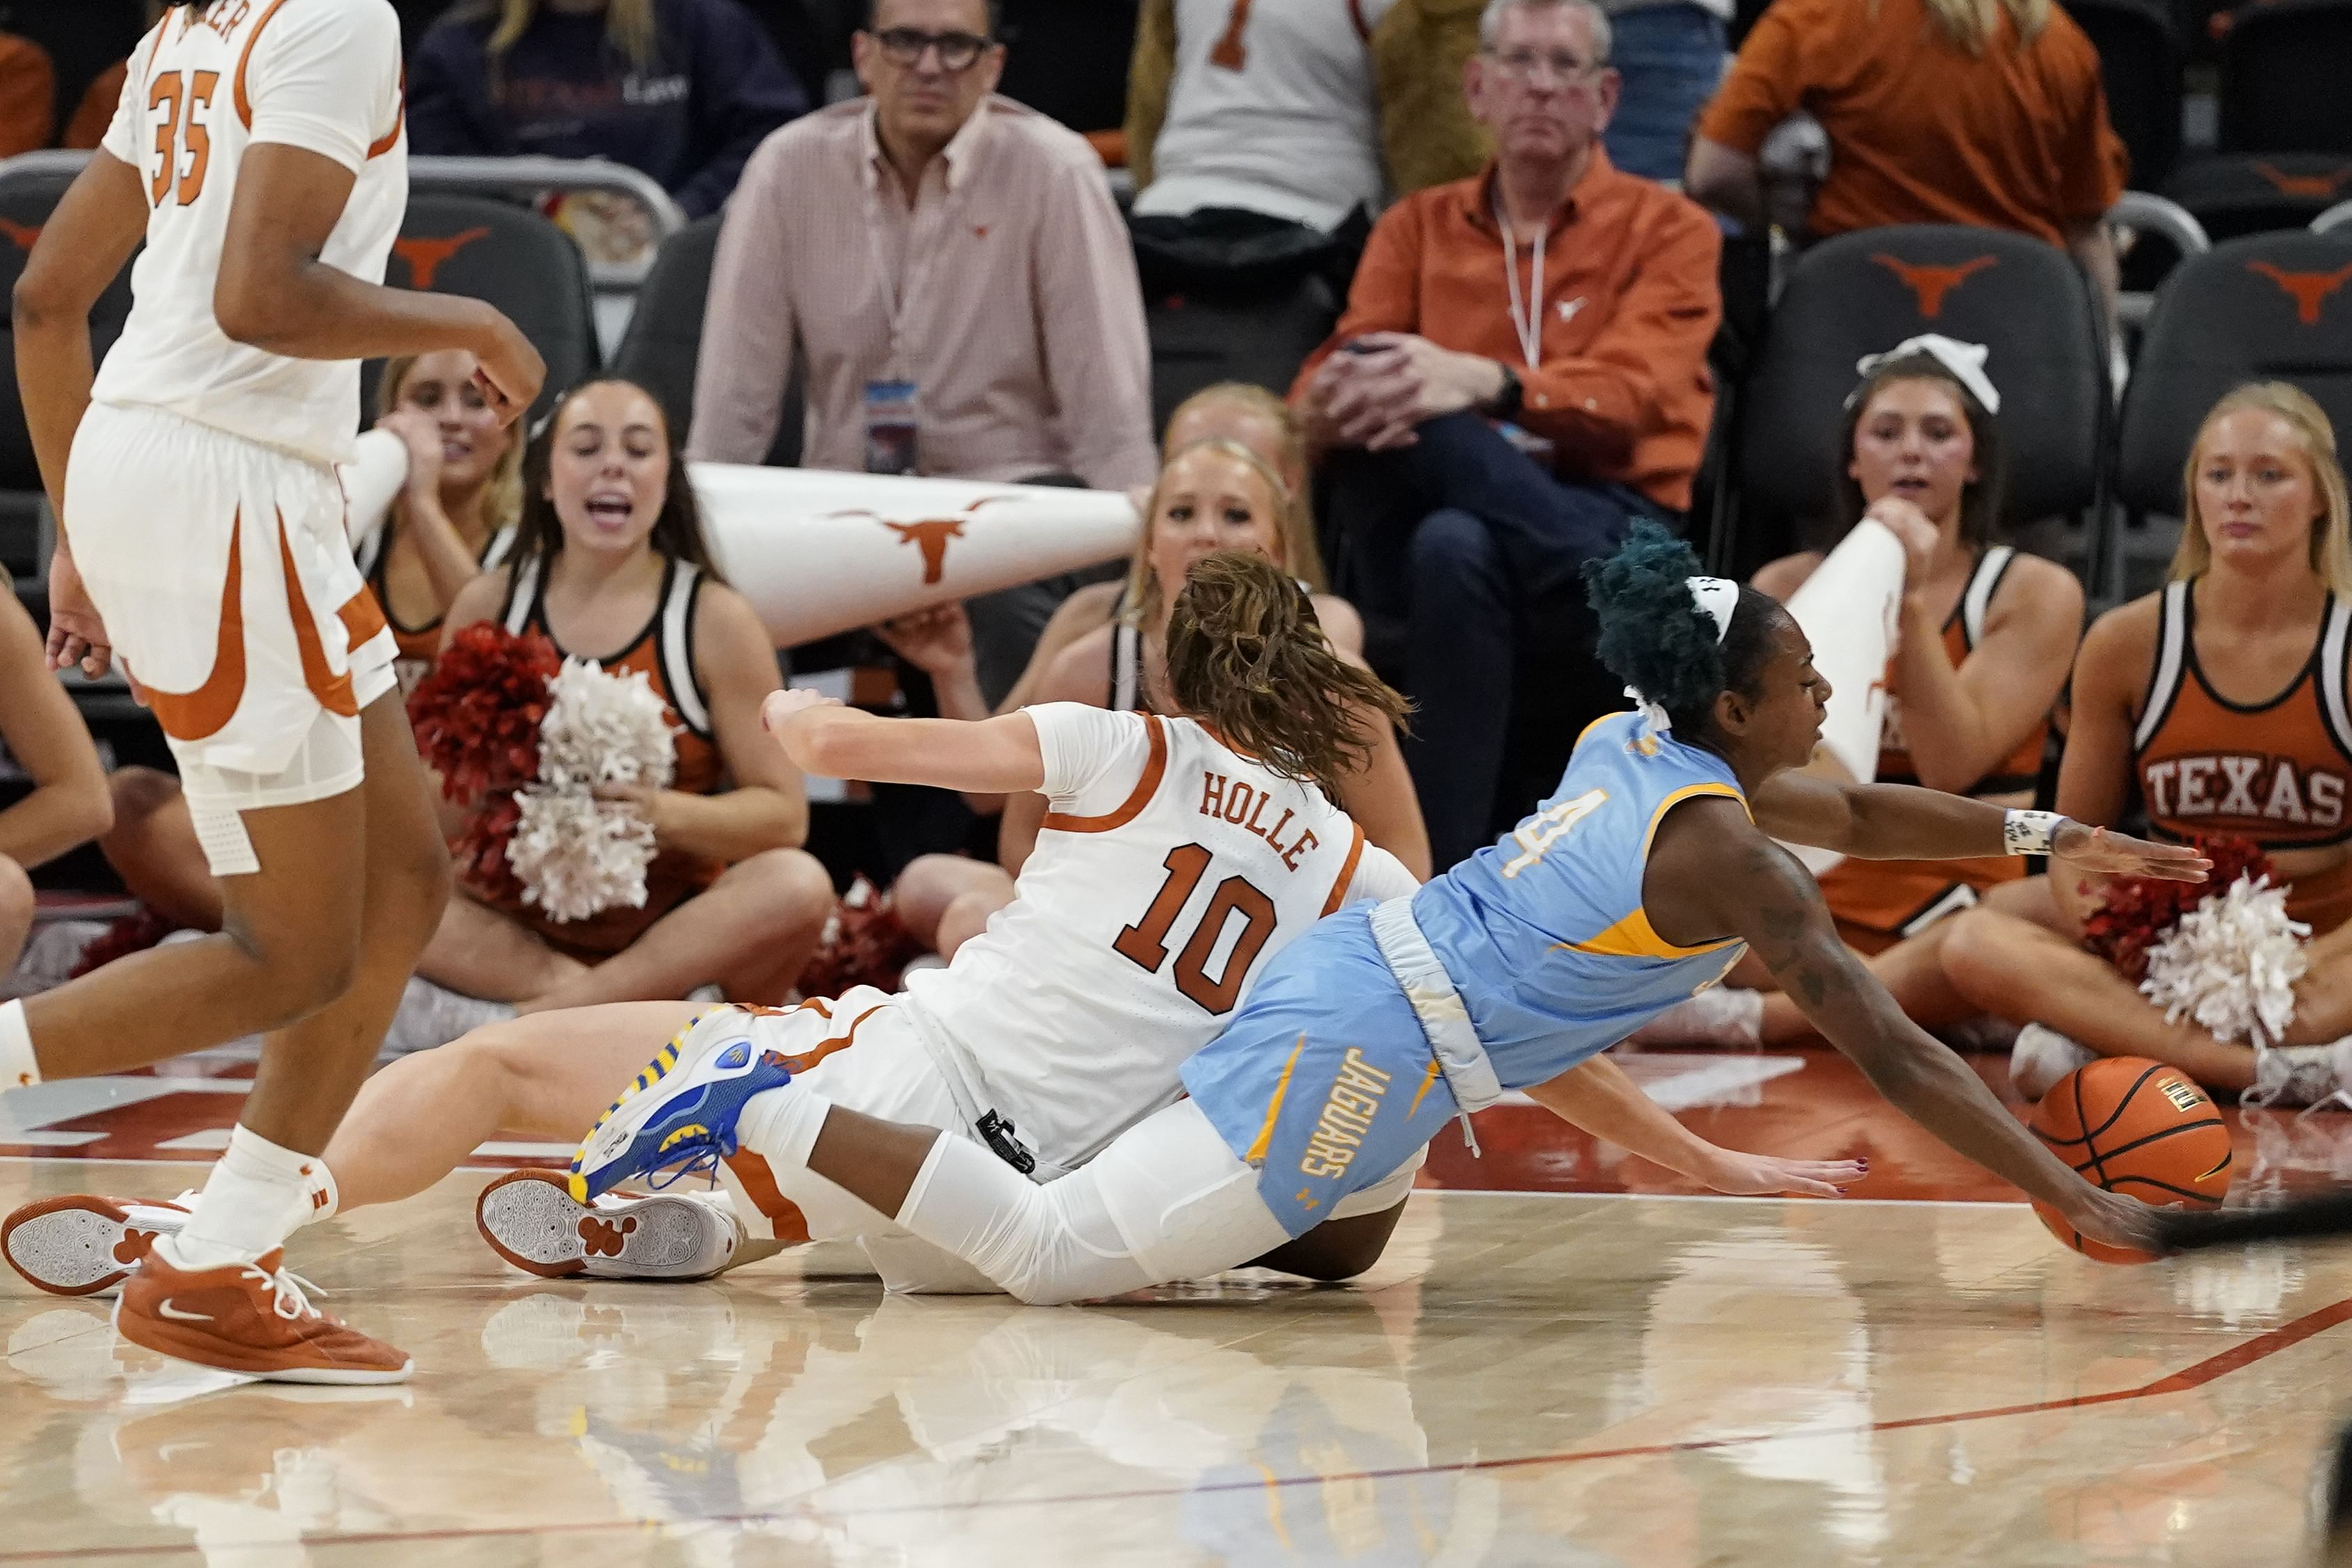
[1850,334,2001,416]
[1629,576,1739,733]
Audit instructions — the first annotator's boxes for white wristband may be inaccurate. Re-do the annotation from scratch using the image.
[2002,809,2064,856]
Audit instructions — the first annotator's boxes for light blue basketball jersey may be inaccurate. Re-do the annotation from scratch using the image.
[1182,710,1756,1234]
[1409,709,1753,1089]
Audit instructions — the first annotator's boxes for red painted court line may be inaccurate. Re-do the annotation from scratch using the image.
[8,1292,2350,1562]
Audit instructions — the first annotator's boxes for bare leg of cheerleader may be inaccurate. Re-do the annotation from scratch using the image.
[416,891,588,1005]
[890,854,1014,960]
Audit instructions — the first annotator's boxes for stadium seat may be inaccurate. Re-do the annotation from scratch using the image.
[2213,0,2352,155]
[2064,0,2183,187]
[2165,153,2352,242]
[1145,277,1341,441]
[2116,230,2352,526]
[382,194,599,423]
[606,214,803,467]
[1723,225,2108,577]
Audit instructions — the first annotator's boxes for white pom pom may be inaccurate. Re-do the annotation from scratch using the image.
[2138,874,2312,1046]
[508,659,680,923]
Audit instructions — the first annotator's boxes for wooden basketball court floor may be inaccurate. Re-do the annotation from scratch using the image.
[6,1047,2352,1566]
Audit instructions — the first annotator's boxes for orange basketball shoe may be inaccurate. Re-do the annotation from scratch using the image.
[114,1248,413,1384]
[3,1193,191,1296]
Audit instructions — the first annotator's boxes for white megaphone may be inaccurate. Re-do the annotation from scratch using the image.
[1780,517,1907,875]
[689,464,1142,648]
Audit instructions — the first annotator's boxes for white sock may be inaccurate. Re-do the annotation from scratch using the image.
[292,1158,340,1229]
[158,1124,313,1271]
[736,1085,831,1170]
[0,998,38,1090]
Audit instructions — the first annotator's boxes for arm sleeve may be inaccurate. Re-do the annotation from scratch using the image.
[671,0,808,219]
[1287,196,1425,404]
[242,0,402,171]
[1032,151,1159,491]
[1514,198,1722,467]
[1028,702,1150,806]
[685,129,801,463]
[1345,842,1422,904]
[1692,0,1816,157]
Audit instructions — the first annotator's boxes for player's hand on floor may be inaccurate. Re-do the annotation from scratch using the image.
[44,548,112,679]
[2067,1186,2165,1255]
[2051,822,2211,884]
[1702,1151,1867,1198]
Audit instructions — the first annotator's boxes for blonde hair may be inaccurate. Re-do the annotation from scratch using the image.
[1124,438,1302,630]
[377,353,526,535]
[478,0,659,87]
[2170,382,2352,598]
[1150,383,1327,595]
[1907,0,2050,53]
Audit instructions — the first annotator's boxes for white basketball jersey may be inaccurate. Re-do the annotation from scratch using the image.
[91,0,407,465]
[904,703,1413,1169]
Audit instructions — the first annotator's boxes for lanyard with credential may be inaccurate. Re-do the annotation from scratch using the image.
[861,155,958,373]
[1493,190,1545,371]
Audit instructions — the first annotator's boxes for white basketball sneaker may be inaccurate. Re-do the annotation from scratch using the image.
[1,1193,195,1297]
[474,1170,746,1280]
[2009,1024,2099,1100]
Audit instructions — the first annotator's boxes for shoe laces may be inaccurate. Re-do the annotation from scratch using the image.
[645,1140,732,1193]
[236,1261,326,1322]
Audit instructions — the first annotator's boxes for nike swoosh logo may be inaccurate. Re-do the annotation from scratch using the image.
[155,1299,213,1323]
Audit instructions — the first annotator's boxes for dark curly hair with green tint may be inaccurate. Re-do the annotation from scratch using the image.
[1584,522,1787,739]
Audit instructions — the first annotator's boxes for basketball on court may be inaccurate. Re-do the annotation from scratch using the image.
[2029,1058,2234,1264]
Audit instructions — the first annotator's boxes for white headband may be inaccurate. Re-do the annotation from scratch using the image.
[1628,576,1739,734]
[1849,334,2000,416]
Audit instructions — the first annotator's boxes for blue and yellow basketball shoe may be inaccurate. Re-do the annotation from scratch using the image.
[567,1010,794,1202]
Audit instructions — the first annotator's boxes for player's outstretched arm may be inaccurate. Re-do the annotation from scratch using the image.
[1648,799,2159,1252]
[1750,771,2209,882]
[217,143,543,421]
[762,688,1047,794]
[1523,1055,1865,1198]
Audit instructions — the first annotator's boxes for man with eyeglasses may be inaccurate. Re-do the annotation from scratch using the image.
[1290,0,1722,873]
[688,0,1156,708]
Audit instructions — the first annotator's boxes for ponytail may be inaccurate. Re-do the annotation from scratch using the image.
[1165,551,1410,803]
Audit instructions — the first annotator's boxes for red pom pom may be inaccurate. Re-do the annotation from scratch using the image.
[2083,834,2274,980]
[453,790,528,908]
[406,624,561,804]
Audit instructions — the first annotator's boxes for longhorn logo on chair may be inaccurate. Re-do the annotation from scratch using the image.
[2248,260,2352,324]
[0,217,39,251]
[1870,253,1998,317]
[2254,162,2352,201]
[393,226,491,289]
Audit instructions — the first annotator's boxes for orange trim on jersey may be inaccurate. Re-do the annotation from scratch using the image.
[1243,1035,1307,1163]
[1559,907,1743,961]
[232,0,297,131]
[1319,822,1366,916]
[276,512,358,717]
[366,68,404,158]
[722,1151,812,1245]
[1404,1056,1445,1120]
[146,518,247,743]
[337,584,388,652]
[1042,710,1168,833]
[776,1003,887,1076]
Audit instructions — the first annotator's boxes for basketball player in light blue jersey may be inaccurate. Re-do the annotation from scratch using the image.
[571,524,2209,1303]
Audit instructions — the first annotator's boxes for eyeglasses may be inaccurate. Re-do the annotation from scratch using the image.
[1484,48,1603,84]
[872,27,994,71]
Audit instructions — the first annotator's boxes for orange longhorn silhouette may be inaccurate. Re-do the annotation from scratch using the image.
[1871,253,1998,317]
[2254,162,2352,200]
[886,519,967,584]
[2248,260,2352,324]
[393,226,490,289]
[0,217,40,252]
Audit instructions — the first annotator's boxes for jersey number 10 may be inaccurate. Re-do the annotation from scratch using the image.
[1113,843,1278,1014]
[148,70,220,208]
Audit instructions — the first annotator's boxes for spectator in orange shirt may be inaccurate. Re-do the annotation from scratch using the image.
[1684,0,2125,317]
[0,31,53,157]
[1291,0,1720,869]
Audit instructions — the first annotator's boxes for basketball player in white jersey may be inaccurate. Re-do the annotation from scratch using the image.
[8,0,543,1380]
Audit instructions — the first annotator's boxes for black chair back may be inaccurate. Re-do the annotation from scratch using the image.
[2065,0,2184,186]
[1145,277,1341,439]
[1734,226,2107,557]
[382,195,599,423]
[608,214,803,466]
[2165,154,2352,240]
[2215,0,2352,153]
[2117,231,2352,515]
[0,167,137,496]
